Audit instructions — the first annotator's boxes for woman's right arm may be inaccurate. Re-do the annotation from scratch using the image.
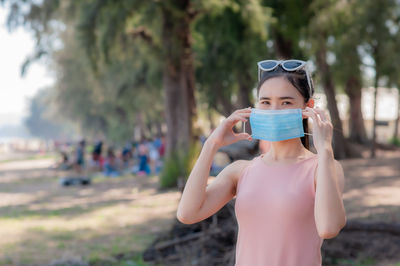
[177,108,252,224]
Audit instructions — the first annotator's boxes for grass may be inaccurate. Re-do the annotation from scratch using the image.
[0,164,181,266]
[89,253,149,266]
[3,151,400,265]
[335,258,377,265]
[389,137,400,147]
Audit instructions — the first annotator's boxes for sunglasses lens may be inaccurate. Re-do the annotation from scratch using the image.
[283,61,303,70]
[259,61,278,70]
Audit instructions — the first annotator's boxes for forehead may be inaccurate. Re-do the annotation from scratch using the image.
[258,76,303,99]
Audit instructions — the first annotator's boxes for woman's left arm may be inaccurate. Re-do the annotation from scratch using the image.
[303,107,347,239]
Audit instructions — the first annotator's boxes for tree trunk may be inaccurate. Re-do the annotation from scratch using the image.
[344,75,368,144]
[182,12,197,134]
[394,90,400,139]
[236,71,253,109]
[136,112,148,141]
[371,71,379,158]
[207,108,216,131]
[272,29,293,59]
[315,36,347,159]
[370,40,384,158]
[156,121,163,138]
[161,0,196,157]
[217,94,235,118]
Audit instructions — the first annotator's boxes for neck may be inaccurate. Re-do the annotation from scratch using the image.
[265,138,308,161]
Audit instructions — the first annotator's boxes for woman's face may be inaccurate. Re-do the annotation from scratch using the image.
[256,76,313,114]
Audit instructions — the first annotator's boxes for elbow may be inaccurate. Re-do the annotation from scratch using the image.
[318,229,339,239]
[318,225,342,239]
[318,216,347,239]
[176,209,196,225]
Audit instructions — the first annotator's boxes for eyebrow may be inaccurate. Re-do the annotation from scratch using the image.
[259,96,295,100]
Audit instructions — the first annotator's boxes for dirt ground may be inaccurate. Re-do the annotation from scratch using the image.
[0,148,400,265]
[322,148,400,265]
[341,149,400,224]
[0,157,181,265]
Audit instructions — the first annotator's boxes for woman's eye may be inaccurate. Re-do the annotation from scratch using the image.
[282,101,292,105]
[261,101,270,105]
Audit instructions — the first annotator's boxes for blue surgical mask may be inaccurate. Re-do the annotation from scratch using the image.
[246,108,311,142]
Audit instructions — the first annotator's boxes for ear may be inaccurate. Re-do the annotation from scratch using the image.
[306,98,314,108]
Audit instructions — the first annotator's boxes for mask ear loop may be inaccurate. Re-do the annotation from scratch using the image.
[243,121,253,139]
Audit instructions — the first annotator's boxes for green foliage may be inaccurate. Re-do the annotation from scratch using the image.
[329,257,376,266]
[194,0,272,115]
[389,137,400,147]
[75,0,155,68]
[24,89,72,139]
[160,155,181,188]
[5,0,165,143]
[6,0,400,157]
[159,141,201,188]
[264,0,314,59]
[48,19,164,142]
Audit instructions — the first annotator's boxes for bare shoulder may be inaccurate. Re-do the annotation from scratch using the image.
[225,159,252,172]
[207,159,252,198]
[222,159,252,185]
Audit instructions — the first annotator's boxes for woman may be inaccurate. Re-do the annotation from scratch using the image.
[177,60,346,266]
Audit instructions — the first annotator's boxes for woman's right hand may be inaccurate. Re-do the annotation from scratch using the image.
[206,108,253,149]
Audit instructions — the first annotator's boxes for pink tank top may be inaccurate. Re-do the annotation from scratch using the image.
[234,153,323,266]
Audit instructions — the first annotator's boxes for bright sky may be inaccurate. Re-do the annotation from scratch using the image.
[0,6,54,127]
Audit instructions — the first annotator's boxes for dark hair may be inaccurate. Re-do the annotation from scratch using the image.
[256,66,314,150]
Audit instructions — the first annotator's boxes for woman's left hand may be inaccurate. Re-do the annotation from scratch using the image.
[302,107,333,154]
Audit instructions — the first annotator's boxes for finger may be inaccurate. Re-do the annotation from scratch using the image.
[241,112,251,118]
[234,110,251,118]
[235,113,250,121]
[235,132,252,141]
[314,108,327,122]
[302,107,314,118]
[303,107,319,120]
[302,109,310,119]
[232,112,251,121]
[314,107,326,122]
[303,107,321,126]
[227,114,248,125]
[235,108,252,114]
[302,111,312,120]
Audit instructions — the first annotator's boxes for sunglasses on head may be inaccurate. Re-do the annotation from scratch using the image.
[257,59,313,96]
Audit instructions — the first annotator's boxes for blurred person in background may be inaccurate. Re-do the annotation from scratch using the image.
[74,139,86,175]
[103,146,120,177]
[121,142,133,169]
[137,140,151,176]
[149,140,160,174]
[91,140,104,171]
